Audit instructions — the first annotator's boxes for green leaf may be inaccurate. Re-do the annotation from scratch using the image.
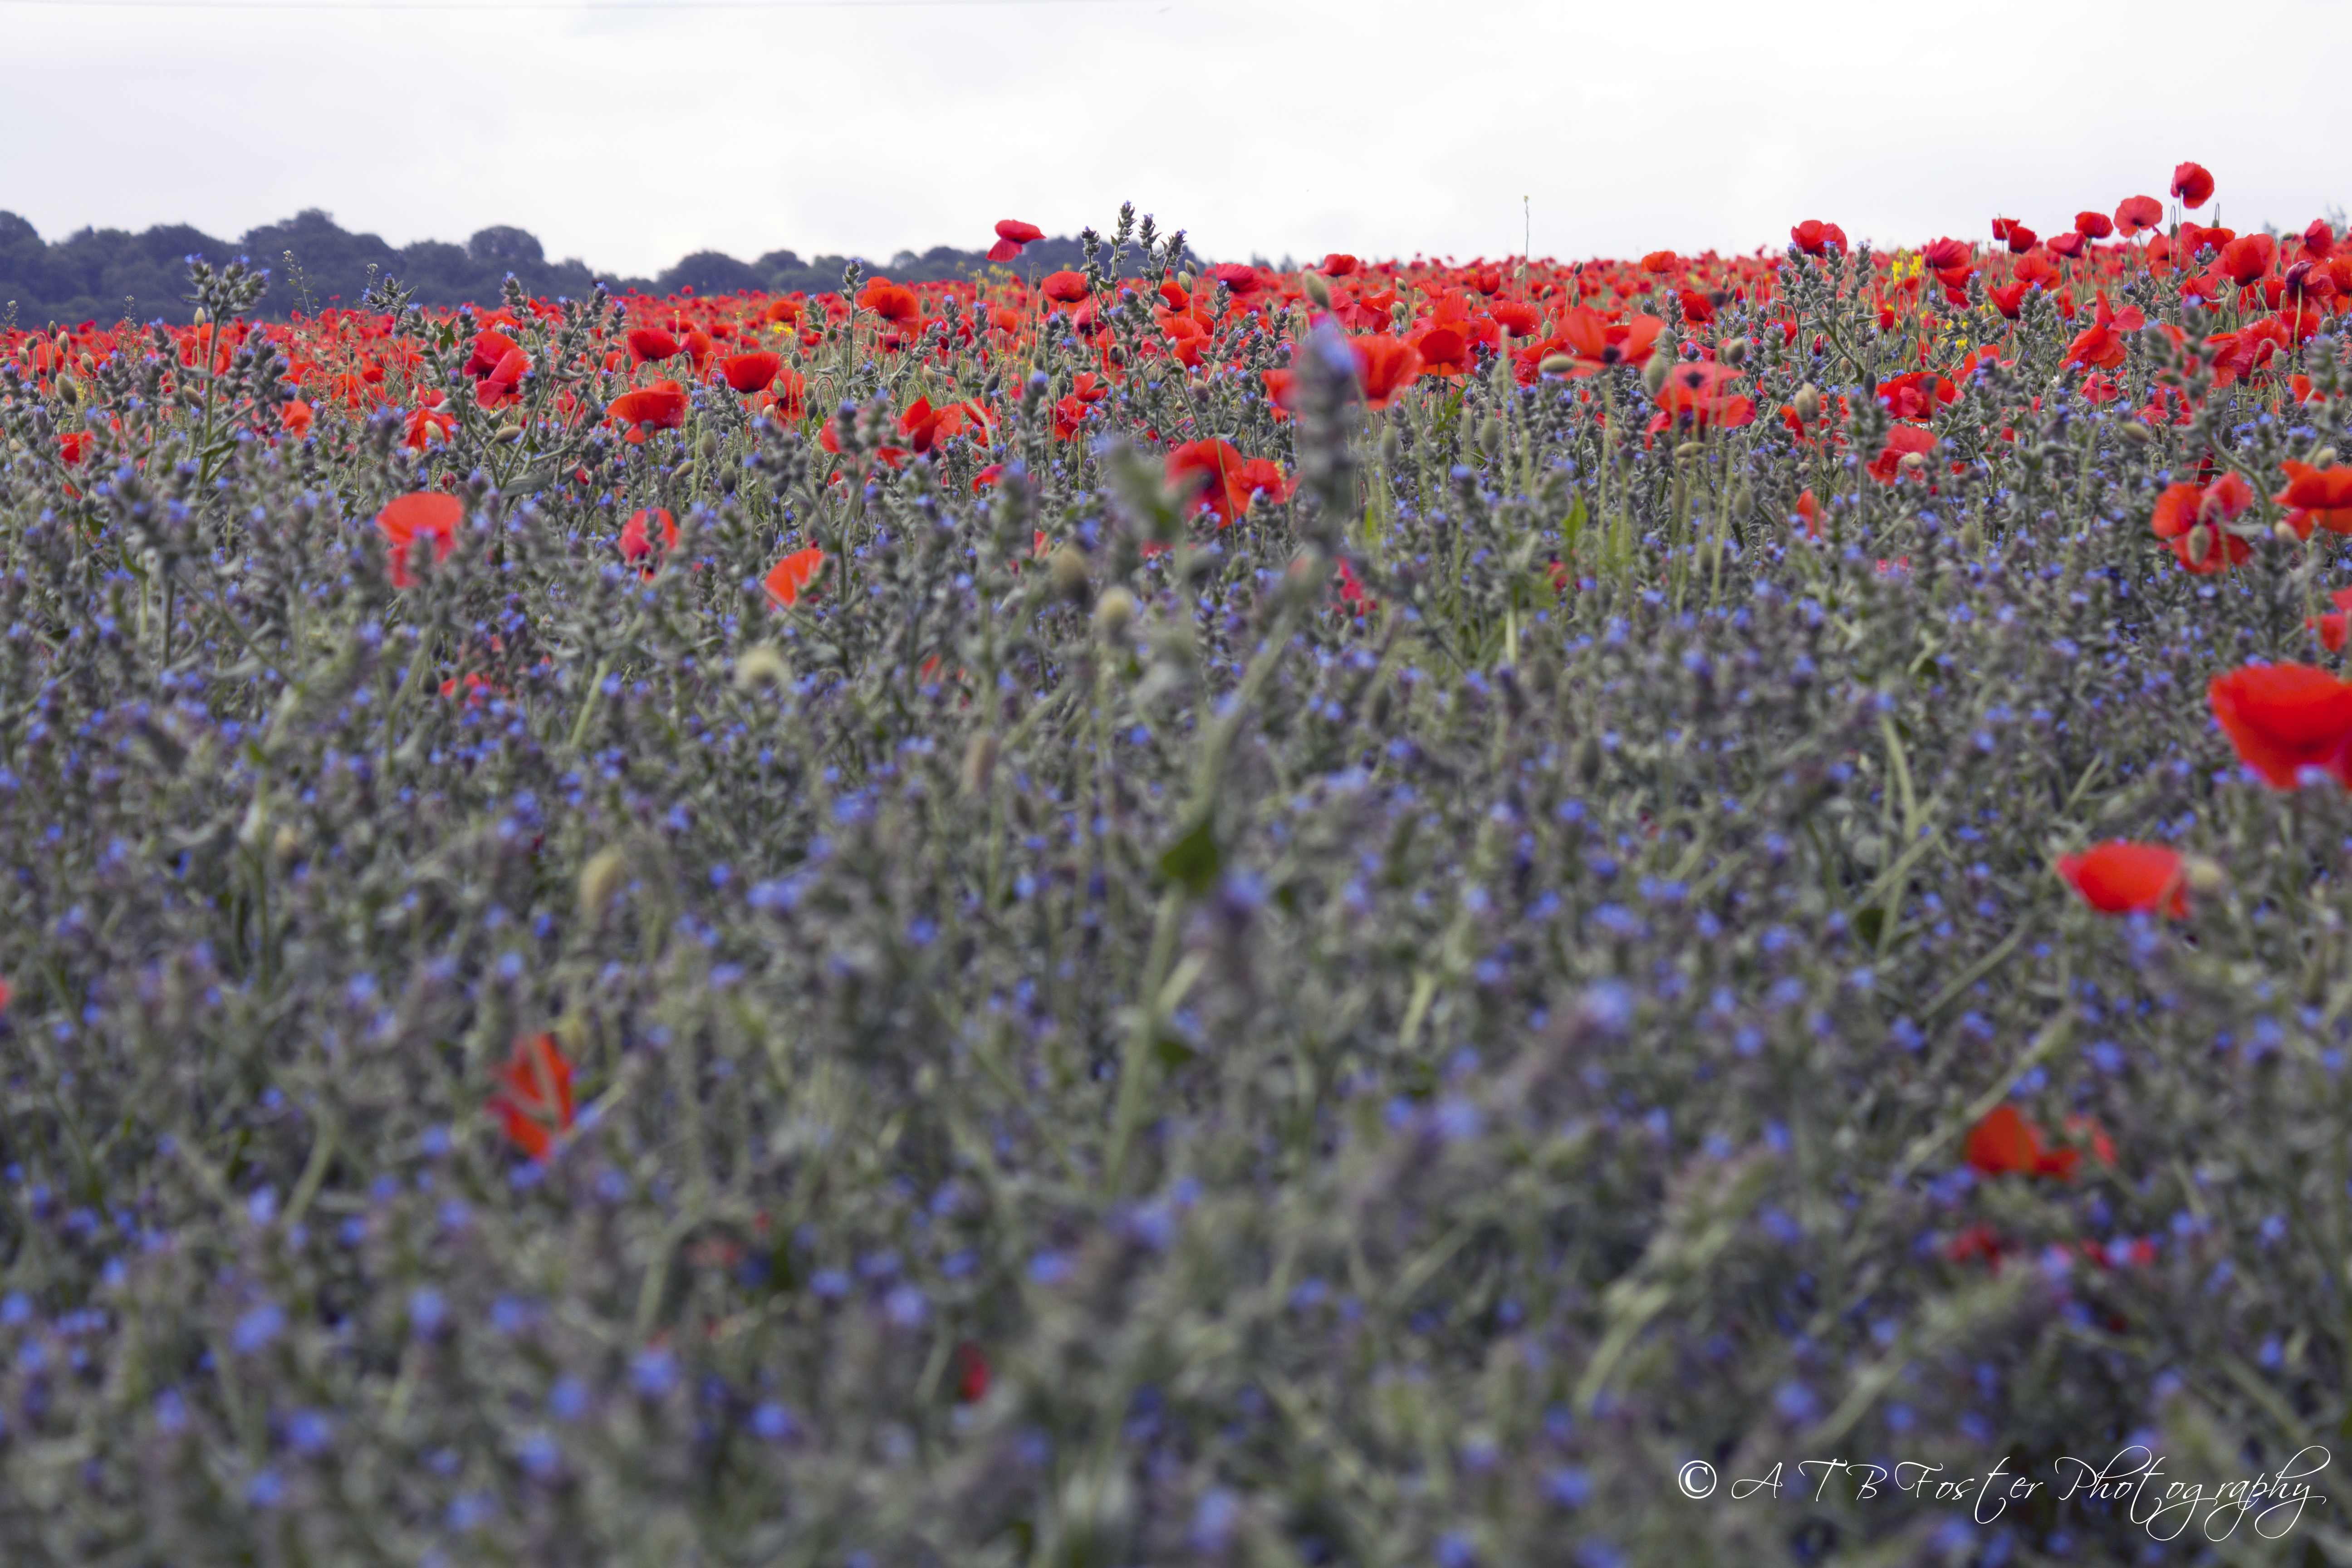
[1158,818,1221,894]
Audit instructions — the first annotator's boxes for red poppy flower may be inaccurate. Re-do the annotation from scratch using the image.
[2218,233,2276,286]
[1553,307,1665,375]
[2171,161,2215,210]
[1965,1104,2079,1181]
[2113,196,2164,236]
[1351,333,1424,410]
[1988,281,2028,320]
[1647,361,1755,436]
[1946,1223,2008,1269]
[1412,325,1472,377]
[403,395,455,451]
[2056,842,2187,916]
[2304,219,2337,260]
[620,506,679,571]
[1167,437,1252,524]
[490,1032,575,1161]
[2311,588,2352,651]
[608,387,688,437]
[1039,271,1091,307]
[953,1341,990,1403]
[2061,292,2144,372]
[858,279,921,325]
[2275,461,2352,535]
[2073,211,2114,240]
[764,546,826,608]
[1788,219,1847,255]
[1866,424,1938,484]
[2208,661,2352,787]
[1491,300,1541,338]
[1321,253,1359,277]
[1638,250,1677,274]
[720,351,781,395]
[57,431,92,465]
[1875,371,1955,421]
[627,327,681,366]
[377,491,461,588]
[988,219,1045,263]
[1919,237,1972,275]
[2149,474,2252,572]
[764,368,808,421]
[280,399,314,437]
[1208,262,1263,295]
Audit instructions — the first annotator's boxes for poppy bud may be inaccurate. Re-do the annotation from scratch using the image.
[1732,485,1755,519]
[1478,417,1504,457]
[1539,353,1575,376]
[1642,354,1671,396]
[2276,520,2304,545]
[578,846,629,922]
[2315,446,2339,470]
[2182,854,2226,894]
[1301,272,1332,309]
[698,431,720,459]
[1720,336,1749,367]
[731,643,790,690]
[54,374,79,405]
[1379,426,1400,466]
[495,421,524,443]
[1049,544,1091,605]
[1793,383,1822,424]
[1899,451,1926,473]
[1575,732,1603,785]
[1093,586,1137,642]
[193,308,208,326]
[271,823,301,865]
[76,353,94,374]
[960,731,1000,799]
[2117,422,2153,447]
[1674,441,1705,462]
[2186,523,2212,566]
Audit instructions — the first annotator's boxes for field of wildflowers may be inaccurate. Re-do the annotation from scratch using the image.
[2,169,2350,1565]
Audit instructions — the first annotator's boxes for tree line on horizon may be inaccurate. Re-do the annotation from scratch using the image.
[0,208,1128,327]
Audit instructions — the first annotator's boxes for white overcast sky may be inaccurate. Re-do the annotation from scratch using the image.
[3,0,2345,276]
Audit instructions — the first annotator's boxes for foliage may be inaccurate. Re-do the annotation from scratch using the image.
[0,190,2348,1566]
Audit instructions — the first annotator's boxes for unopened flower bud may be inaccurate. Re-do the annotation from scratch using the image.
[2186,522,2212,566]
[2182,854,2226,895]
[1478,417,1505,456]
[2118,421,2154,446]
[960,730,1000,799]
[578,846,628,922]
[1539,353,1575,376]
[1792,383,1822,423]
[1675,441,1705,461]
[698,431,720,459]
[495,421,525,443]
[731,643,790,690]
[1093,585,1137,641]
[1049,544,1091,605]
[1300,272,1331,309]
[1642,354,1671,396]
[2314,446,2338,470]
[2275,520,2304,545]
[1899,451,1927,473]
[1719,336,1749,367]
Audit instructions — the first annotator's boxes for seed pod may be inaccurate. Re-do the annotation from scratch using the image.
[578,846,628,922]
[1049,544,1092,605]
[2186,522,2212,566]
[1792,383,1822,424]
[960,730,1000,799]
[1093,586,1137,641]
